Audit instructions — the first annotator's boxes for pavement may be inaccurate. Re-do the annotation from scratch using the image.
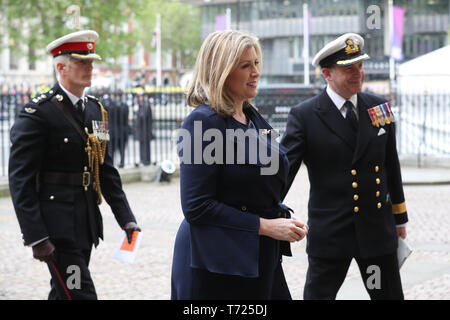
[0,165,449,300]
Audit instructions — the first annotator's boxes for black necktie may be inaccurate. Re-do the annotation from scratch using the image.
[344,101,358,133]
[75,99,84,122]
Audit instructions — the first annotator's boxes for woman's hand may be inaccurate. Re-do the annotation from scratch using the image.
[259,214,308,242]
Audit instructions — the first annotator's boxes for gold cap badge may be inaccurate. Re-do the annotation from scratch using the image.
[345,39,359,55]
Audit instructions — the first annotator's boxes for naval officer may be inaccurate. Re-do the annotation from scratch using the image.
[281,33,408,300]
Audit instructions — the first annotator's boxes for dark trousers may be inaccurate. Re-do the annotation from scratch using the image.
[304,252,404,300]
[139,141,151,165]
[47,246,97,300]
[110,138,127,168]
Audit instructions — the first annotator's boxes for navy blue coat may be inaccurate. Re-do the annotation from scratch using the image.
[171,104,292,299]
[9,83,136,249]
[281,90,408,259]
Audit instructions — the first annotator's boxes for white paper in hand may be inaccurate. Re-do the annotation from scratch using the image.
[114,231,142,264]
[397,237,412,269]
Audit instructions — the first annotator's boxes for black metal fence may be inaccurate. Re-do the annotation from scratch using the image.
[253,85,320,134]
[91,88,191,169]
[0,92,30,177]
[0,88,192,176]
[0,87,449,177]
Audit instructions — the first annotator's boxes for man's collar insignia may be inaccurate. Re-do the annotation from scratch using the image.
[25,107,36,114]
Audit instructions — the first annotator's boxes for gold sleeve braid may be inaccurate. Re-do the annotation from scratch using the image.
[84,100,108,204]
[392,202,407,214]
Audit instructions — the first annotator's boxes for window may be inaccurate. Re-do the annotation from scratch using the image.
[28,47,36,71]
[9,50,18,70]
[288,36,303,59]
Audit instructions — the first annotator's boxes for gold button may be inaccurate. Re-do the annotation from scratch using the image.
[376,178,380,184]
[50,196,55,200]
[241,206,247,211]
[353,194,359,201]
[375,166,380,172]
[64,138,69,143]
[376,191,380,197]
[377,202,382,209]
[351,169,357,176]
[352,182,358,188]
[354,207,359,213]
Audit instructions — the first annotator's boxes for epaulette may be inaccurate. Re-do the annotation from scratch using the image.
[87,95,99,101]
[86,94,107,121]
[31,89,57,105]
[87,94,103,111]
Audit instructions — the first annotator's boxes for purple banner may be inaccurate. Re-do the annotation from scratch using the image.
[215,14,227,31]
[391,6,405,61]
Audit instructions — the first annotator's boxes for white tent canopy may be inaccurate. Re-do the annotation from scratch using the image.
[397,45,450,93]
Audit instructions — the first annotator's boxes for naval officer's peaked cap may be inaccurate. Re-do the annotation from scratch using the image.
[312,33,369,68]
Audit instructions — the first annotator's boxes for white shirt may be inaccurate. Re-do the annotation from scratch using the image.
[326,85,358,120]
[59,82,86,110]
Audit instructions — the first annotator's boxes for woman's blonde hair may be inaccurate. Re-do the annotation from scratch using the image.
[186,30,262,117]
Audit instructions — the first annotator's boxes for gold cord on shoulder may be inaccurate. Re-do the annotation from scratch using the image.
[84,100,108,204]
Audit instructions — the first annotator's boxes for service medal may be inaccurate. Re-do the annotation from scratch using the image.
[92,120,110,141]
[383,102,395,123]
[375,106,385,126]
[368,107,379,127]
[368,102,396,127]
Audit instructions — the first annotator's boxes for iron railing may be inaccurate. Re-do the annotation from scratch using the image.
[396,91,450,166]
[0,87,449,177]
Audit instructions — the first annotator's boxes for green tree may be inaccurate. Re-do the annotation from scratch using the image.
[1,0,144,61]
[136,0,202,69]
[0,0,201,80]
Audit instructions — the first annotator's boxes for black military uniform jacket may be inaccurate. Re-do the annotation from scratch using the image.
[281,89,408,259]
[9,83,136,249]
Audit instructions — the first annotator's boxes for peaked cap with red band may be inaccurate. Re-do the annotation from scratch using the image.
[46,30,101,61]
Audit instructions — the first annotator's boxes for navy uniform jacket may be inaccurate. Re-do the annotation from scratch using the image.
[172,104,291,291]
[9,83,136,249]
[281,90,408,259]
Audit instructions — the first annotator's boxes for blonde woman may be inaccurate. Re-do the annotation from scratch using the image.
[171,30,307,299]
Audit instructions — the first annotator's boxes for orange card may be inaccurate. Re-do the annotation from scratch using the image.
[120,231,139,252]
[114,231,142,264]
